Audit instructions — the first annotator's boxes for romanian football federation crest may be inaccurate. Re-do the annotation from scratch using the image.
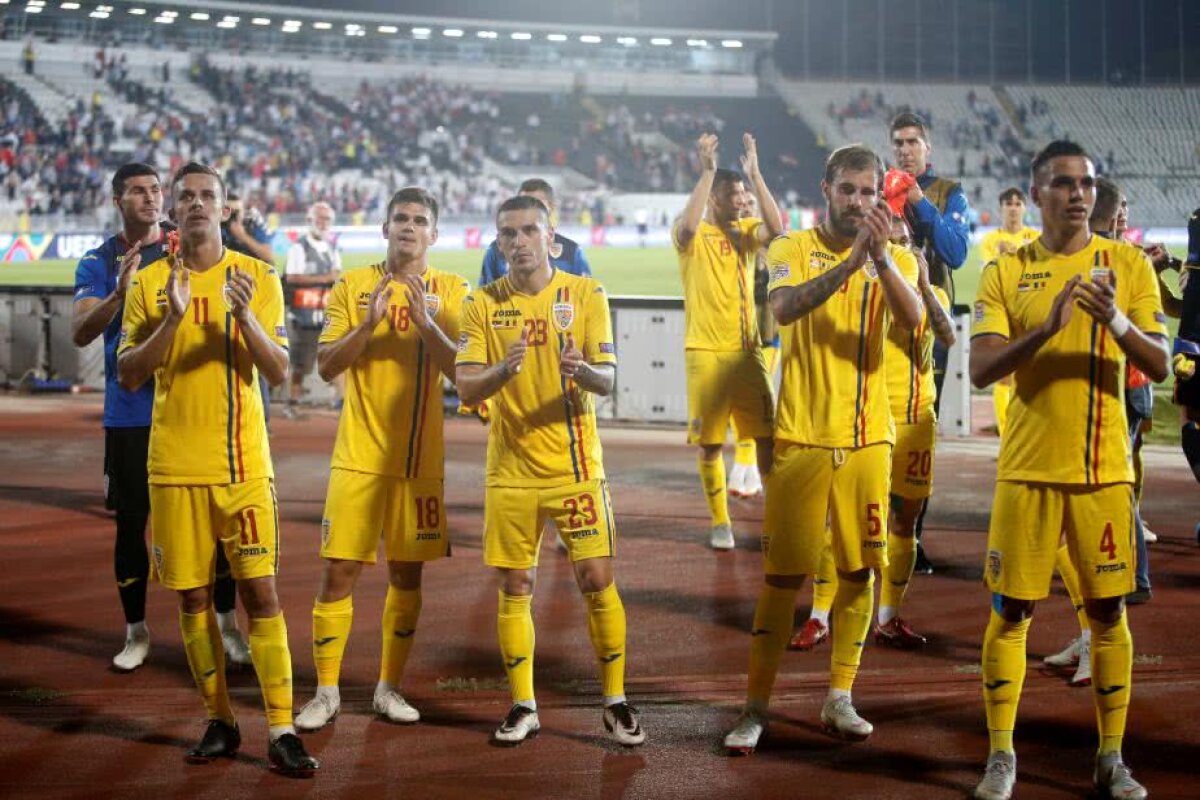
[552,302,574,331]
[424,293,440,317]
[863,258,878,279]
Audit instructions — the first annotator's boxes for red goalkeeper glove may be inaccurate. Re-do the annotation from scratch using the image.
[883,169,916,216]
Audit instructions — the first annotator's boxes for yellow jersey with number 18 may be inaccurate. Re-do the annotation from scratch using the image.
[118,250,287,485]
[320,263,470,480]
[674,217,763,352]
[973,236,1167,485]
[457,269,616,488]
[767,229,919,449]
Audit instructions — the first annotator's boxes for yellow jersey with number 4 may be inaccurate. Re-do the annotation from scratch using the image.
[767,229,919,449]
[674,217,764,352]
[119,250,287,485]
[972,236,1167,485]
[320,263,470,480]
[456,269,616,487]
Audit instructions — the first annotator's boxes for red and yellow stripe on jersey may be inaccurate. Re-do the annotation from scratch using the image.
[119,249,287,485]
[320,264,470,479]
[456,269,616,487]
[674,217,764,352]
[885,283,950,425]
[972,236,1167,485]
[766,229,919,449]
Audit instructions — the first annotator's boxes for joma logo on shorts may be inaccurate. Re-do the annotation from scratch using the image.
[416,532,441,541]
[238,546,269,556]
[570,528,599,540]
[1095,562,1128,574]
[864,540,885,549]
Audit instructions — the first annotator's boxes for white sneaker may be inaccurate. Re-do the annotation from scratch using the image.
[724,708,767,755]
[974,751,1016,800]
[602,702,645,746]
[709,523,735,551]
[1142,527,1158,544]
[1069,637,1092,687]
[493,704,540,745]
[1094,754,1147,800]
[727,464,748,498]
[742,464,763,497]
[294,692,340,732]
[1043,636,1083,668]
[221,629,253,668]
[112,631,150,672]
[820,695,873,741]
[373,688,420,724]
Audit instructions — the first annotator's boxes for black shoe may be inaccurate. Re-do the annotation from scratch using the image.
[268,732,319,778]
[913,545,935,575]
[1125,587,1152,605]
[185,719,240,763]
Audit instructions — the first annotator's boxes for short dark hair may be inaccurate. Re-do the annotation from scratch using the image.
[889,112,929,140]
[518,178,555,206]
[112,162,159,197]
[824,144,885,187]
[496,194,550,224]
[1030,139,1091,178]
[386,187,439,226]
[712,168,745,194]
[1090,176,1123,227]
[171,162,226,197]
[998,186,1026,205]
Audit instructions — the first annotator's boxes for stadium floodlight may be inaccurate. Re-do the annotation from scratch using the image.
[721,39,743,48]
[412,26,431,36]
[650,37,672,46]
[217,20,236,29]
[579,35,602,44]
[60,2,81,9]
[27,0,43,5]
[477,30,498,39]
[251,17,270,25]
[442,28,464,37]
[25,4,44,12]
[189,11,209,21]
[313,21,331,30]
[89,10,109,17]
[510,32,531,40]
[153,15,172,23]
[377,25,398,34]
[616,36,638,46]
[128,7,147,13]
[161,9,176,16]
[546,33,567,42]
[686,39,708,47]
[221,15,239,22]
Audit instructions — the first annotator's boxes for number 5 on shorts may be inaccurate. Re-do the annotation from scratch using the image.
[866,503,882,537]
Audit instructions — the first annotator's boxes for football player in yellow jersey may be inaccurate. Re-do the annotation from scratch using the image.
[979,187,1041,440]
[673,133,783,550]
[292,188,469,733]
[456,195,643,748]
[723,145,923,755]
[117,162,318,777]
[968,141,1168,800]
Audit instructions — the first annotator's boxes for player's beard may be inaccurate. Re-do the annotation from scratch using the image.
[829,205,863,239]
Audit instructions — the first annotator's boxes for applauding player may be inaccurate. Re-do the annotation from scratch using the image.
[117,162,317,776]
[293,188,469,732]
[456,195,643,747]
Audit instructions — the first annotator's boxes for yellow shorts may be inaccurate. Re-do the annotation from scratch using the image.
[985,481,1137,601]
[149,478,279,591]
[686,349,774,446]
[762,442,891,575]
[321,468,448,563]
[890,417,937,500]
[484,479,616,569]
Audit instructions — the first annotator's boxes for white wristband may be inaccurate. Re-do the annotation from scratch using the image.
[1107,309,1131,338]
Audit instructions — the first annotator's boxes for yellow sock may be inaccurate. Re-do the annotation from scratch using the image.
[880,533,917,622]
[734,438,756,468]
[810,537,837,621]
[747,583,799,706]
[380,586,422,688]
[981,609,1030,754]
[180,609,234,724]
[993,382,1012,438]
[829,573,874,691]
[312,595,353,688]
[1088,613,1133,756]
[698,454,730,526]
[498,591,535,703]
[248,613,294,728]
[584,582,627,700]
[1055,545,1090,635]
